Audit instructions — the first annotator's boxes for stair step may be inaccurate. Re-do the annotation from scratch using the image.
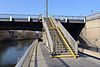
[53,48,69,50]
[46,18,76,56]
[60,52,72,55]
[53,48,75,52]
[52,51,74,55]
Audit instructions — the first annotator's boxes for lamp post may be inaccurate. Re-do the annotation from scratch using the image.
[46,0,48,17]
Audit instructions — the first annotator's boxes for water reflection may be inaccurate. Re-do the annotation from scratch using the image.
[0,39,34,67]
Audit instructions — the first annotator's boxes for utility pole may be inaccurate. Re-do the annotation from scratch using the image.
[46,0,48,17]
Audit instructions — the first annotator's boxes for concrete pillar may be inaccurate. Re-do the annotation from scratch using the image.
[65,17,67,22]
[10,16,12,21]
[28,16,31,22]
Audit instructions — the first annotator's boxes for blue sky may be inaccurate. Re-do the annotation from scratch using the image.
[0,0,100,16]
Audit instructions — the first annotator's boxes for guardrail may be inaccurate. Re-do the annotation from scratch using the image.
[51,15,78,54]
[42,17,53,53]
[15,39,38,67]
[0,14,42,22]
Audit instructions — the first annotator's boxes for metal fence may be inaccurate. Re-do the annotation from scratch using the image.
[51,15,78,54]
[15,39,38,67]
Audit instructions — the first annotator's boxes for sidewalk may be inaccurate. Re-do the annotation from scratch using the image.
[29,42,48,67]
[29,42,100,67]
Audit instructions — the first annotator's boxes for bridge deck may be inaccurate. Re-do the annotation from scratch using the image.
[29,42,100,67]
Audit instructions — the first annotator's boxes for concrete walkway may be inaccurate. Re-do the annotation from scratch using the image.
[29,42,100,67]
[29,42,48,67]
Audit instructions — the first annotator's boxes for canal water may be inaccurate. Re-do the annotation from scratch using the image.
[0,39,34,67]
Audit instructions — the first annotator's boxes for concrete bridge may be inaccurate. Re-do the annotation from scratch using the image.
[0,14,100,67]
[0,14,42,31]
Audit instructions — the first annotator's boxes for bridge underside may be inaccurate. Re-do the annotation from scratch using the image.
[62,23,85,40]
[0,21,43,31]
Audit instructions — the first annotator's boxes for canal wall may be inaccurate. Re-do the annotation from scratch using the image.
[0,30,11,40]
[80,13,100,48]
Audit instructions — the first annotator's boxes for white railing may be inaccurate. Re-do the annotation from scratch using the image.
[53,15,85,20]
[51,15,78,54]
[42,17,53,53]
[15,39,38,67]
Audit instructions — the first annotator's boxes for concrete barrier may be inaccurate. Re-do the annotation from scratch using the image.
[15,39,38,67]
[78,48,100,59]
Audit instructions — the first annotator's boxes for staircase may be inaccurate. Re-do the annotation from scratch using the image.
[44,18,77,58]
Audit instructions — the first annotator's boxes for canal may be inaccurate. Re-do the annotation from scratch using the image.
[0,39,35,67]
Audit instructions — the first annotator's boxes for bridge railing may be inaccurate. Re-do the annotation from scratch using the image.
[0,14,42,22]
[51,15,78,54]
[53,15,85,20]
[52,15,85,23]
[15,39,38,67]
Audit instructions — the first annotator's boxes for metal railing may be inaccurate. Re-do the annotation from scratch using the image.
[0,14,42,22]
[58,22,78,54]
[53,15,85,20]
[15,39,38,67]
[51,15,78,54]
[42,17,53,53]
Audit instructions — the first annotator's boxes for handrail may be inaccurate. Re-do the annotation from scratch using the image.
[15,39,38,67]
[58,21,78,54]
[42,17,53,53]
[50,15,78,55]
[49,17,76,59]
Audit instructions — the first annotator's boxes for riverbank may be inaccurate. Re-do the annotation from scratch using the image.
[0,30,42,41]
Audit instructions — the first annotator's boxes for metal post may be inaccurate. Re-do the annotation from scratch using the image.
[46,0,48,17]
